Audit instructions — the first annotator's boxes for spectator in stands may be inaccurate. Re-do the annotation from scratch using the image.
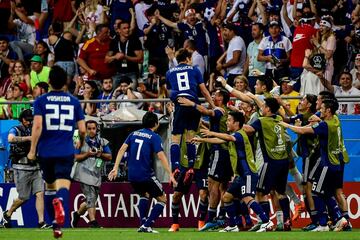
[8,60,30,96]
[96,78,114,116]
[9,83,30,119]
[48,23,76,86]
[290,12,317,91]
[29,55,50,90]
[279,77,300,114]
[244,22,265,91]
[143,6,172,76]
[81,80,99,116]
[217,23,246,86]
[82,0,109,38]
[35,41,54,67]
[32,82,49,99]
[109,0,134,34]
[112,76,143,110]
[319,71,360,115]
[7,0,47,60]
[228,75,250,111]
[105,21,143,89]
[350,53,360,89]
[183,39,205,77]
[77,24,114,83]
[311,15,336,83]
[258,20,292,83]
[0,36,18,84]
[156,8,208,57]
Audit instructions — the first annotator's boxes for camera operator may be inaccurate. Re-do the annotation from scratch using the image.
[3,109,50,229]
[71,120,112,228]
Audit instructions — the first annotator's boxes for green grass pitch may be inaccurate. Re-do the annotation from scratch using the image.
[1,228,359,240]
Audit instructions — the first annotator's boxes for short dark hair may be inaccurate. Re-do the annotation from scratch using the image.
[305,94,317,113]
[184,39,197,51]
[322,99,339,115]
[252,22,264,32]
[0,36,9,42]
[119,76,132,85]
[118,21,130,28]
[19,109,33,122]
[264,97,280,114]
[142,111,159,129]
[175,48,192,63]
[217,89,230,105]
[340,71,353,81]
[95,24,109,34]
[229,111,245,128]
[258,75,273,92]
[319,91,336,101]
[86,120,98,128]
[35,82,49,92]
[49,65,67,90]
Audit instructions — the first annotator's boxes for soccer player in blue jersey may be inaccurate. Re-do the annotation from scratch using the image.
[193,111,274,232]
[280,99,350,231]
[108,111,177,233]
[27,66,86,239]
[165,48,214,232]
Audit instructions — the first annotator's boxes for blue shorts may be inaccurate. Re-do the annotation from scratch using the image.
[38,155,74,184]
[208,148,232,182]
[195,165,208,190]
[172,103,201,135]
[227,174,258,198]
[257,160,289,195]
[131,176,164,198]
[310,164,344,197]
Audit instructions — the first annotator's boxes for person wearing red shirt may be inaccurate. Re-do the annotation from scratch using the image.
[77,24,114,84]
[290,12,317,91]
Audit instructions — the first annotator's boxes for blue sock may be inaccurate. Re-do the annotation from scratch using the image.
[260,201,270,219]
[310,210,319,225]
[144,202,165,227]
[170,144,180,171]
[249,200,269,223]
[56,188,70,226]
[325,196,342,222]
[208,208,217,222]
[199,200,208,221]
[218,206,226,220]
[139,197,149,226]
[224,202,238,227]
[279,197,290,222]
[44,190,56,223]
[342,211,350,220]
[240,201,251,225]
[186,143,196,168]
[171,203,180,224]
[233,199,243,226]
[313,195,327,226]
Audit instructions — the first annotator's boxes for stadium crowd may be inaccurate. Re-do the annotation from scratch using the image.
[0,0,358,236]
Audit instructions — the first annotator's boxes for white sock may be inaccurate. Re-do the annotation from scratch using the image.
[289,167,303,192]
[276,211,284,226]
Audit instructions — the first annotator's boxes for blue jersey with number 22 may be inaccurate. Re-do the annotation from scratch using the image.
[124,128,163,182]
[166,63,204,102]
[33,91,85,158]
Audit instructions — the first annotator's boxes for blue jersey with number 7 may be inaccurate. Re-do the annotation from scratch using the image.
[124,128,163,182]
[166,63,204,102]
[33,91,85,158]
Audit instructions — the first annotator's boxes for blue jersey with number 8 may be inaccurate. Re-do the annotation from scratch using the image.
[124,128,163,182]
[166,63,204,102]
[33,91,85,158]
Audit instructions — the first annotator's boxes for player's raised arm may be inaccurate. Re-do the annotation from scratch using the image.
[27,115,42,161]
[76,119,86,149]
[199,83,216,109]
[157,151,177,187]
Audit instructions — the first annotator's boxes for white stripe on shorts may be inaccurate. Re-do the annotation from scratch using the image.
[151,176,163,191]
[315,166,328,193]
[258,162,268,189]
[308,157,321,180]
[209,150,219,176]
[246,175,251,193]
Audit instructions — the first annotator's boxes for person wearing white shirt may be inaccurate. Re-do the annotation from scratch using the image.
[216,23,246,86]
[319,71,360,115]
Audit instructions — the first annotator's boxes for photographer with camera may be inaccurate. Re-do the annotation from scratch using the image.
[71,120,112,228]
[3,109,50,229]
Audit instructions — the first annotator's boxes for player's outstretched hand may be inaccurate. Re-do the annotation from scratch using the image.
[278,121,289,128]
[27,151,36,161]
[216,76,227,88]
[183,168,194,185]
[170,168,180,188]
[108,169,118,181]
[200,128,212,137]
[191,136,203,143]
[177,97,194,107]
